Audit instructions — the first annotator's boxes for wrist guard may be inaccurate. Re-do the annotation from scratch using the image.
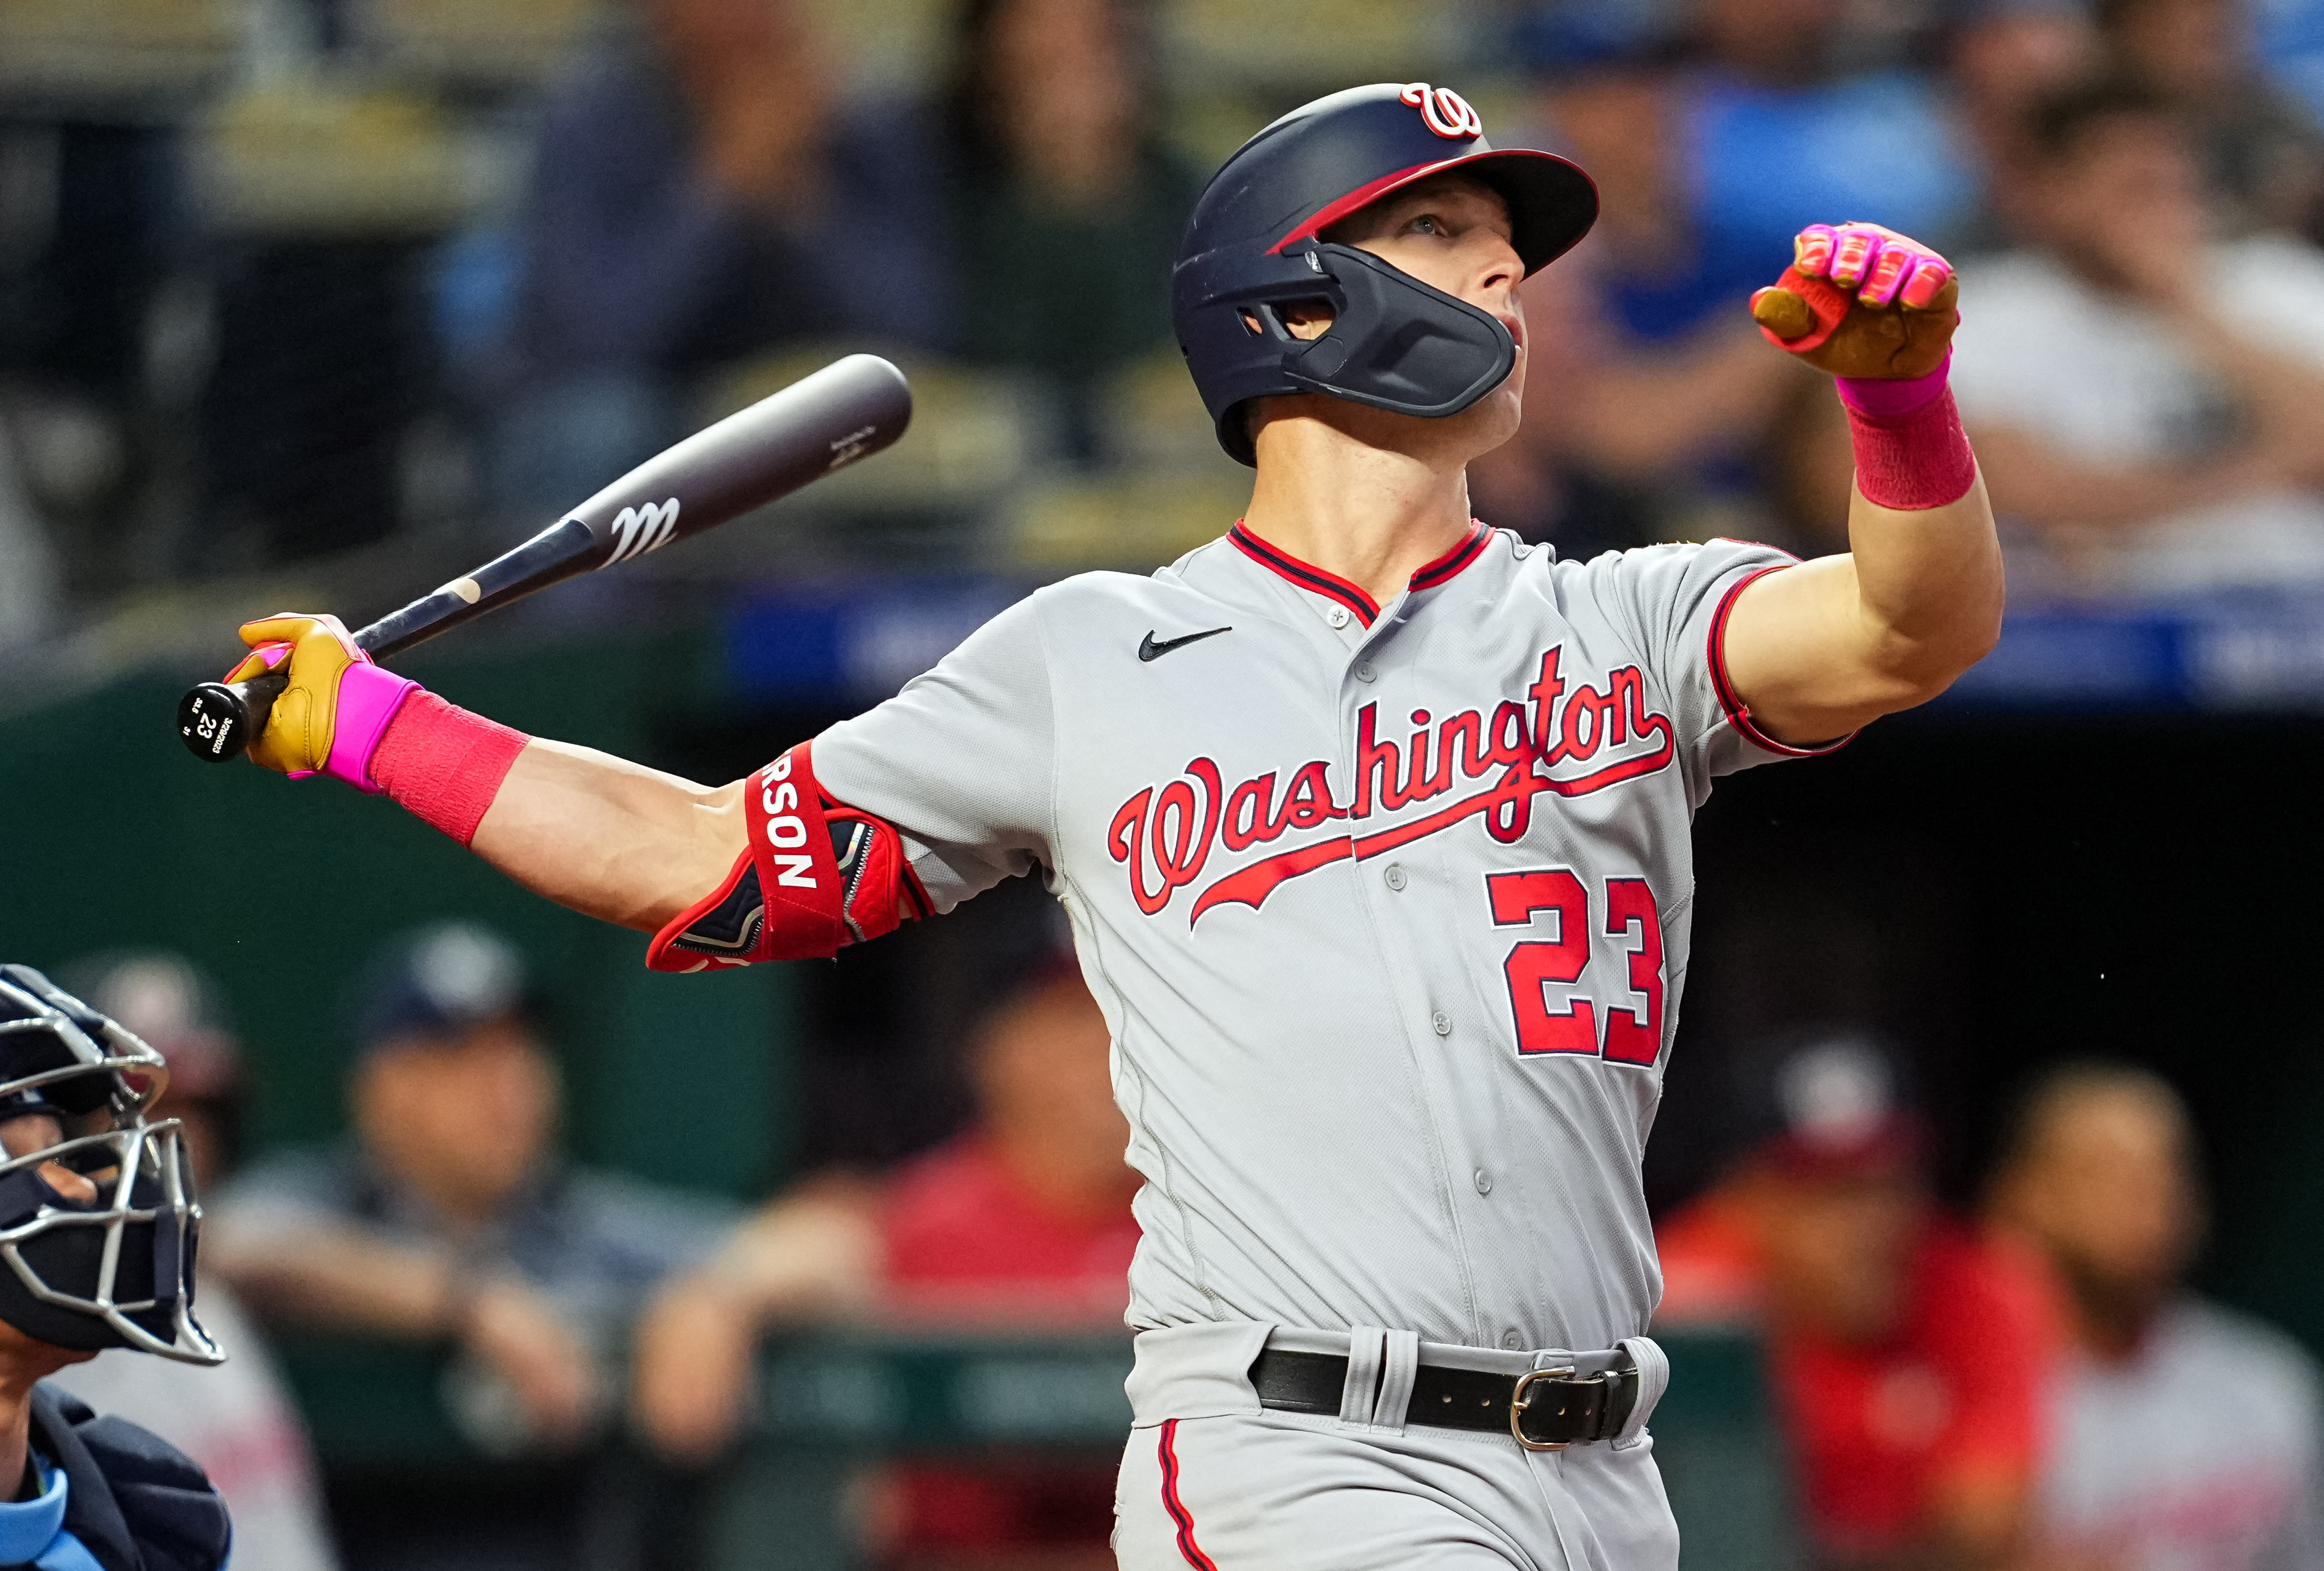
[646,742,930,972]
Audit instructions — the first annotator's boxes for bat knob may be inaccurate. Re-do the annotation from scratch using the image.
[177,682,254,763]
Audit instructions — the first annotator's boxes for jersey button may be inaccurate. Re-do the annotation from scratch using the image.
[1431,1010,1452,1037]
[1473,1168,1492,1195]
[1501,1330,1524,1351]
[1355,662,1376,682]
[1384,864,1407,891]
[1327,606,1351,630]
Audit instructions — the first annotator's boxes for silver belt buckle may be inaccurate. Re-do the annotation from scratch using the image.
[1509,1365,1580,1452]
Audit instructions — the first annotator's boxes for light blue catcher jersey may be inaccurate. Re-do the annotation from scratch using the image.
[812,523,1838,1354]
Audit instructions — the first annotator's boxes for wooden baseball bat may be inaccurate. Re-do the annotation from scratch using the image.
[177,354,911,763]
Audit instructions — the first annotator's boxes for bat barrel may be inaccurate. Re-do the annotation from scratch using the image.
[560,352,911,564]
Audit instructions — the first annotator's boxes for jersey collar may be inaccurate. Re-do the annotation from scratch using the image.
[1226,520,1491,628]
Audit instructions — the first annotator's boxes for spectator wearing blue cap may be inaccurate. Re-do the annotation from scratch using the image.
[204,925,733,1511]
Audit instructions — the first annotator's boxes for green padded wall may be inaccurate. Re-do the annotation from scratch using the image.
[0,626,794,1199]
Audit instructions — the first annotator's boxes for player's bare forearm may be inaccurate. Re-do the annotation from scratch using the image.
[469,740,747,933]
[1721,477,2004,742]
[1726,222,2004,744]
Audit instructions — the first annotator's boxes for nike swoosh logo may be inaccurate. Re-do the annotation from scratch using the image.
[1138,626,1233,662]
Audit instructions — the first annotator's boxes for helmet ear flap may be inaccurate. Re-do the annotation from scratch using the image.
[1280,244,1516,418]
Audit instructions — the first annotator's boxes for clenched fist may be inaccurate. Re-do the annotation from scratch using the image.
[1750,222,1958,380]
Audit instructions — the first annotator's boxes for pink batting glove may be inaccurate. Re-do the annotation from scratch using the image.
[1752,222,1960,380]
[1794,222,1954,308]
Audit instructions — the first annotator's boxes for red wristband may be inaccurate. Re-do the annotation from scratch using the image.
[370,691,530,847]
[1843,385,1977,511]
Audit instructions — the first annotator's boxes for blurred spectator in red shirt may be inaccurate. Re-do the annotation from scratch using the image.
[1655,1036,2056,1571]
[1988,1063,2324,1571]
[634,961,1135,1566]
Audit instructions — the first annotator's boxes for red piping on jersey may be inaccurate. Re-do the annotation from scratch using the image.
[1227,520,1489,626]
[1410,521,1490,588]
[1706,565,1857,759]
[1229,523,1379,625]
[1158,1420,1218,1571]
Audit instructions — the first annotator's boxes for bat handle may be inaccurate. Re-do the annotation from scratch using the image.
[175,668,289,763]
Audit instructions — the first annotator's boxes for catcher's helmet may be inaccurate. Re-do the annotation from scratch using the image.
[0,965,219,1364]
[1172,82,1598,465]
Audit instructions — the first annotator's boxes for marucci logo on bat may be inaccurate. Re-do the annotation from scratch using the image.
[607,498,681,563]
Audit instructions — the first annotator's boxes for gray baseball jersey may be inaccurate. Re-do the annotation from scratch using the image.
[813,521,1836,1356]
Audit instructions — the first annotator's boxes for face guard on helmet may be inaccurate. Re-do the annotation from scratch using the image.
[0,965,220,1365]
[1172,82,1599,465]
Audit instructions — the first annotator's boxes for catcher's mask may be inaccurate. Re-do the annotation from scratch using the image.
[0,965,220,1364]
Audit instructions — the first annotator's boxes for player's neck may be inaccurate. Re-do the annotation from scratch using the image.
[1242,410,1476,606]
[0,1332,86,1501]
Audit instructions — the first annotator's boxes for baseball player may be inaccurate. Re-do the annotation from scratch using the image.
[215,83,1998,1569]
[0,965,232,1571]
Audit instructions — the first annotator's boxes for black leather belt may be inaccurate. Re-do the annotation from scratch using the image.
[1249,1348,1640,1450]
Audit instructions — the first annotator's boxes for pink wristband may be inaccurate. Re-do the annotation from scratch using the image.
[1836,350,1951,418]
[295,662,420,793]
[1838,379,1977,512]
[369,691,531,847]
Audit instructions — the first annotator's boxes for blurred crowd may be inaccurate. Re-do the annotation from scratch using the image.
[15,0,2324,660]
[32,923,2321,1571]
[13,0,2324,1566]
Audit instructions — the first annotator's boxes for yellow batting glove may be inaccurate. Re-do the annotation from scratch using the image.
[224,614,418,789]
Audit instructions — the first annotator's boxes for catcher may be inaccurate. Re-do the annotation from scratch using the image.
[0,965,231,1571]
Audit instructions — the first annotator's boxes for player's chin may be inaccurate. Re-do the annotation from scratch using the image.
[1453,378,1525,458]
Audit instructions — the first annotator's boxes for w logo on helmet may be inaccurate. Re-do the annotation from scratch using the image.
[1399,83,1482,141]
[608,498,681,563]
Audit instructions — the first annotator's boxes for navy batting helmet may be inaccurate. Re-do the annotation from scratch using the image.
[1172,82,1597,465]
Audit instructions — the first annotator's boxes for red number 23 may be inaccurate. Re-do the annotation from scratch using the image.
[1484,869,1664,1066]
